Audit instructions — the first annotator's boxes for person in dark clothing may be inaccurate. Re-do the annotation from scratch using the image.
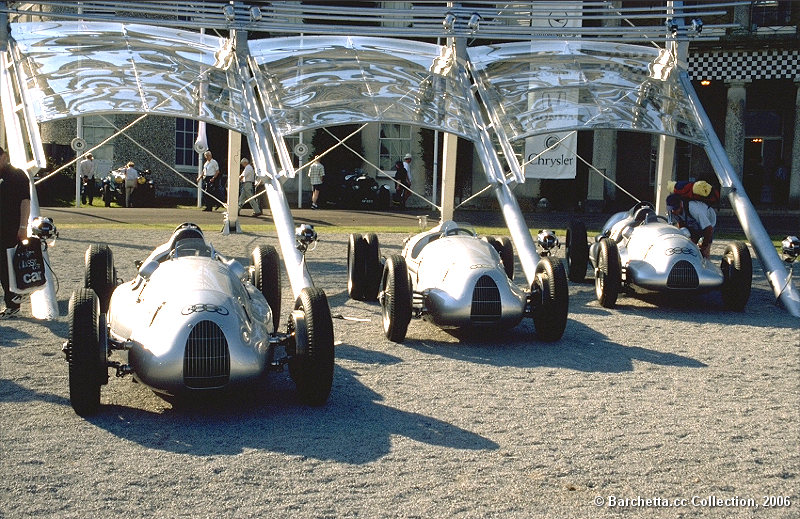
[0,146,32,317]
[393,159,410,208]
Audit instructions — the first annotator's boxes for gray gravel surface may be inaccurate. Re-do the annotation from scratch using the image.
[1,224,798,518]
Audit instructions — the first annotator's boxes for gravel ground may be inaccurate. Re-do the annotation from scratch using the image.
[1,224,798,518]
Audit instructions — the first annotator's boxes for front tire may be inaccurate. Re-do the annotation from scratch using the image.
[381,255,411,343]
[720,241,752,311]
[67,288,107,416]
[84,244,115,313]
[288,288,335,406]
[252,245,281,331]
[595,238,621,308]
[531,257,569,342]
[566,220,589,282]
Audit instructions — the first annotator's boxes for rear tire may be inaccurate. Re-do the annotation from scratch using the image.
[363,233,382,301]
[566,220,589,282]
[595,238,620,308]
[252,245,281,331]
[381,255,411,343]
[498,236,514,280]
[720,241,752,311]
[288,288,335,406]
[67,288,107,416]
[84,244,115,313]
[531,257,569,342]
[347,233,367,300]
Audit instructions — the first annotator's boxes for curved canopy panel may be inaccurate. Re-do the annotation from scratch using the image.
[10,21,247,132]
[468,41,708,146]
[248,36,478,141]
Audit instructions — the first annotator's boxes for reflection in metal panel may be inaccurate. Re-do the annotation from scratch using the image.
[468,41,708,146]
[10,22,247,132]
[248,36,478,141]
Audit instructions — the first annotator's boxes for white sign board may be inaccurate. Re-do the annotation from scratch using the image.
[524,2,581,180]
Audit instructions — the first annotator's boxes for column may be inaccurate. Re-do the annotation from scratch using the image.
[724,81,747,180]
[790,82,800,207]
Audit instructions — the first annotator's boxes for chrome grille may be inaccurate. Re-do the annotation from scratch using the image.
[183,320,230,389]
[667,260,699,289]
[471,275,501,323]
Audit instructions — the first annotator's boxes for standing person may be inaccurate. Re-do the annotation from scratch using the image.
[123,161,138,207]
[0,146,31,318]
[666,193,716,259]
[393,159,410,208]
[238,158,262,216]
[401,153,414,207]
[308,156,325,209]
[197,150,220,212]
[79,153,96,205]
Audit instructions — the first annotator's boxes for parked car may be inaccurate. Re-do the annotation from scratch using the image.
[566,202,752,310]
[63,223,334,415]
[347,220,568,343]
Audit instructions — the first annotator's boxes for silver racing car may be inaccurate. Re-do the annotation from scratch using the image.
[566,202,752,310]
[347,221,568,343]
[63,223,334,416]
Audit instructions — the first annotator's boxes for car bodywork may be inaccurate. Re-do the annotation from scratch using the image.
[348,221,568,343]
[63,223,334,416]
[566,203,752,310]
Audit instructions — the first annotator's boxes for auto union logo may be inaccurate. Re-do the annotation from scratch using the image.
[664,247,697,257]
[181,304,229,315]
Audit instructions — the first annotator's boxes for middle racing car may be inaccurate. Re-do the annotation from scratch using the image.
[346,220,568,343]
[565,202,752,310]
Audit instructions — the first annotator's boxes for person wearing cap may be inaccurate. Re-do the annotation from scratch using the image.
[666,192,716,259]
[0,146,31,318]
[238,158,262,216]
[400,153,413,207]
[79,153,96,205]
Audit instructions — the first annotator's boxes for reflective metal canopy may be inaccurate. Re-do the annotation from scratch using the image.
[11,21,247,132]
[248,36,477,141]
[468,41,708,146]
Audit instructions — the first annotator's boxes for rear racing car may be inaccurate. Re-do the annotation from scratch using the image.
[566,202,752,310]
[347,220,568,343]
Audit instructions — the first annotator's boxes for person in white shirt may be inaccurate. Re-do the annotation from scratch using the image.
[238,158,262,216]
[307,156,325,209]
[124,161,138,208]
[79,153,96,205]
[197,150,221,211]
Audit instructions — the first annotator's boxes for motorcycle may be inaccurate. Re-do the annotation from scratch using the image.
[319,168,391,209]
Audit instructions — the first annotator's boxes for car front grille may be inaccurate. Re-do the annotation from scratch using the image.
[471,275,501,323]
[666,260,699,289]
[183,320,230,389]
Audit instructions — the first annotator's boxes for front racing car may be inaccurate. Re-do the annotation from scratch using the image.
[63,223,334,416]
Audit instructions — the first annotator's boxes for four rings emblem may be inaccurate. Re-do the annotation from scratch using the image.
[664,247,696,256]
[181,304,229,315]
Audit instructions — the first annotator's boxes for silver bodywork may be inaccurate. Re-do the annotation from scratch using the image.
[590,210,723,291]
[402,222,527,329]
[106,238,273,395]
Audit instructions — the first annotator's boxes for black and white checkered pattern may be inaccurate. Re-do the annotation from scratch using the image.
[688,49,800,81]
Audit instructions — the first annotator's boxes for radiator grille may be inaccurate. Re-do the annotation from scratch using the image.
[666,260,699,289]
[183,320,230,389]
[471,275,501,323]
